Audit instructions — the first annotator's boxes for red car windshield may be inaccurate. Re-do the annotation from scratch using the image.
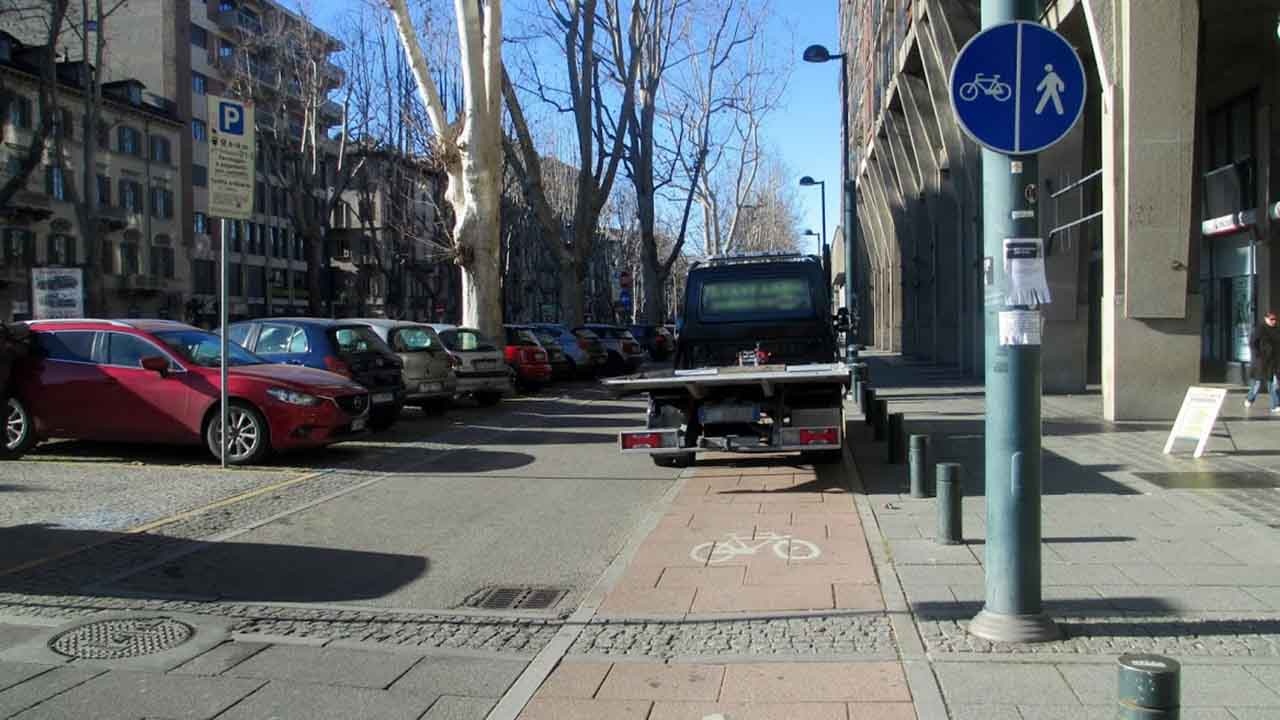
[156,330,266,368]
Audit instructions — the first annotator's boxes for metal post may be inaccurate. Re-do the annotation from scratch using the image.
[863,386,876,426]
[872,399,888,441]
[969,0,1059,644]
[1117,654,1180,719]
[844,180,859,364]
[219,218,229,469]
[909,434,930,497]
[887,413,905,464]
[936,463,963,544]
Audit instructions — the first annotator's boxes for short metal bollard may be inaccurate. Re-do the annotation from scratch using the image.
[887,413,905,463]
[936,463,963,544]
[862,387,876,425]
[1117,654,1180,719]
[872,399,888,441]
[908,434,930,497]
[852,377,862,408]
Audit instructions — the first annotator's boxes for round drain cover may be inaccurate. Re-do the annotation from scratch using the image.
[49,617,195,659]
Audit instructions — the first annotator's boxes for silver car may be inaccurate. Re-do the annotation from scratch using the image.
[429,324,514,406]
[352,319,457,410]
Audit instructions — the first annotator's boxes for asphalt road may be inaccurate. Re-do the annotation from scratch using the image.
[0,381,679,616]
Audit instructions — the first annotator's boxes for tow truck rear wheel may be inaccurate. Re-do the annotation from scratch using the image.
[653,452,693,468]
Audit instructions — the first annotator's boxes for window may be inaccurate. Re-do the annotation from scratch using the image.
[442,329,496,352]
[192,259,216,293]
[1,228,36,266]
[699,276,815,320]
[293,236,304,261]
[229,262,243,295]
[118,126,142,155]
[331,326,384,354]
[7,95,32,130]
[96,120,109,149]
[121,242,140,275]
[46,165,67,200]
[50,107,73,139]
[119,179,142,213]
[38,331,96,363]
[47,234,76,265]
[96,175,111,207]
[293,270,306,292]
[150,187,173,219]
[194,211,208,235]
[219,40,236,60]
[246,265,265,296]
[191,24,208,49]
[107,332,164,368]
[255,181,265,213]
[391,327,440,353]
[150,244,175,278]
[192,71,207,95]
[218,0,235,11]
[270,226,280,257]
[149,135,171,163]
[243,223,254,254]
[192,118,207,142]
[227,324,250,346]
[101,239,114,274]
[192,163,207,187]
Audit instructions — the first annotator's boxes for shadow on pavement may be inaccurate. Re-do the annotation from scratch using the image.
[419,448,536,473]
[0,524,427,605]
[912,596,1177,621]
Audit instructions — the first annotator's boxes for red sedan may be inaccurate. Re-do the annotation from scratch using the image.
[4,319,371,465]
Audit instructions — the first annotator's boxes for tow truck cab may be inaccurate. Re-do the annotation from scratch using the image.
[624,254,850,468]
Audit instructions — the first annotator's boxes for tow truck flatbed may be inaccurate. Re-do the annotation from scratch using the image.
[603,363,852,396]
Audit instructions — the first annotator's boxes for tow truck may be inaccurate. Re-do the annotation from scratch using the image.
[605,253,853,467]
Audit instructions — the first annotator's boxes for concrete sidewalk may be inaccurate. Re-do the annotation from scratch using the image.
[851,351,1280,719]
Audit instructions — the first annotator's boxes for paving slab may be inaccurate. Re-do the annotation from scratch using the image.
[10,670,262,720]
[933,662,1079,706]
[0,662,53,693]
[948,704,1021,720]
[0,626,43,655]
[531,661,611,699]
[595,662,724,701]
[225,644,422,689]
[0,666,104,718]
[648,700,849,719]
[214,680,431,720]
[389,655,525,699]
[421,695,497,720]
[719,662,910,703]
[169,641,268,676]
[516,697,652,719]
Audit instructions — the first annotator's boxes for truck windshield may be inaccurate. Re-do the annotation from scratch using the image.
[699,276,814,320]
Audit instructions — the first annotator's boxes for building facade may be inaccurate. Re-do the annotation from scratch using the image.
[840,0,1270,420]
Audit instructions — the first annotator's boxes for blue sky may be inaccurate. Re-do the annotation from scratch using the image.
[300,1,841,256]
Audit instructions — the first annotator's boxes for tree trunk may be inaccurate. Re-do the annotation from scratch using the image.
[307,229,325,316]
[457,165,503,336]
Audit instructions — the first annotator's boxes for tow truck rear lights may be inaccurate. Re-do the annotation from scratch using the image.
[620,429,677,451]
[798,427,839,445]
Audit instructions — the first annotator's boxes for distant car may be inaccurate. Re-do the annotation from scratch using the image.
[524,323,606,376]
[629,324,674,361]
[579,324,646,375]
[503,326,553,389]
[511,324,575,380]
[5,319,371,465]
[227,318,405,431]
[350,319,457,412]
[429,324,514,406]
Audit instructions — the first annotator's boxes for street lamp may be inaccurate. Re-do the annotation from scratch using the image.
[799,176,827,256]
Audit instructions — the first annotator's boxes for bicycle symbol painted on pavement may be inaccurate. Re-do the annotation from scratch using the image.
[958,73,1012,102]
[690,531,822,565]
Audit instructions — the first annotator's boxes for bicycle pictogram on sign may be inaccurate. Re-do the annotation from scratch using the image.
[690,531,822,565]
[958,73,1012,103]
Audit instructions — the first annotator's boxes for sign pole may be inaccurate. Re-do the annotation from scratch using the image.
[968,0,1058,643]
[219,217,229,469]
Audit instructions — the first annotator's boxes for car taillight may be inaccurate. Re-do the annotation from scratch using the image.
[755,348,772,365]
[798,428,839,445]
[504,346,520,363]
[324,355,352,378]
[622,432,664,450]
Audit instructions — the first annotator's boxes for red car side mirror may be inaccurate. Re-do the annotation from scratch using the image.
[141,356,170,376]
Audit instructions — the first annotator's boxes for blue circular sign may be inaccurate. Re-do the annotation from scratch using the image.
[949,21,1086,155]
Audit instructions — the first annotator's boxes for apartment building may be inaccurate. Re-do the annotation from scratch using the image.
[840,0,1270,420]
[1,31,186,321]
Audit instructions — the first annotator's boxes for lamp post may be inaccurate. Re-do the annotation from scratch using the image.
[799,176,827,254]
[803,43,857,363]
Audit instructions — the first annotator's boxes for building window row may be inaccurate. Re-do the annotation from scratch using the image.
[0,229,173,279]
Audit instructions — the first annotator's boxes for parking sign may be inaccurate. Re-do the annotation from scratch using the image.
[207,95,255,220]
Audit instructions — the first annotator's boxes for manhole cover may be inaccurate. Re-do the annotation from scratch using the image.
[465,586,567,611]
[49,617,195,659]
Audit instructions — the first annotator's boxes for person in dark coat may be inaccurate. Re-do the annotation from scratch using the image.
[1245,310,1280,413]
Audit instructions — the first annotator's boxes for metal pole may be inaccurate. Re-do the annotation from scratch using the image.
[969,0,1058,643]
[1117,654,1180,719]
[819,181,828,265]
[841,53,858,365]
[909,434,930,497]
[219,218,229,469]
[936,463,963,544]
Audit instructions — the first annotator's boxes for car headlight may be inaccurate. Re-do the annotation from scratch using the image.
[266,387,320,406]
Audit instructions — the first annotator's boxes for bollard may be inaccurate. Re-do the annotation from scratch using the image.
[872,399,888,441]
[853,377,862,409]
[936,463,963,544]
[887,412,905,464]
[862,387,876,425]
[1117,654,1180,719]
[909,434,930,497]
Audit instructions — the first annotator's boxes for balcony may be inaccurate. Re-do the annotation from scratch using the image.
[318,98,343,125]
[118,273,168,295]
[321,61,345,86]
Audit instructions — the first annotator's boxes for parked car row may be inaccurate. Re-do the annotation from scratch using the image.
[1,317,655,466]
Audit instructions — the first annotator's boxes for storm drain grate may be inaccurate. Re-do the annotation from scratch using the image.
[465,586,568,611]
[49,617,194,659]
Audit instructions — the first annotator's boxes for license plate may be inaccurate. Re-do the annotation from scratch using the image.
[474,359,497,370]
[351,417,367,432]
[372,392,395,404]
[419,382,443,393]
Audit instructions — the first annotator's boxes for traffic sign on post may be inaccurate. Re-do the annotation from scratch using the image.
[950,21,1086,155]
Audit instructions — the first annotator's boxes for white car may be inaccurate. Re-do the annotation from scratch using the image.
[429,324,514,406]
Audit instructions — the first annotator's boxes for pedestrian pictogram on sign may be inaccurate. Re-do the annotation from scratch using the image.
[949,22,1086,155]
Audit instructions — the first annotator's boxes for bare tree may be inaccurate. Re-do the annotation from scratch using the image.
[387,0,505,336]
[502,0,640,326]
[0,0,71,210]
[725,151,802,254]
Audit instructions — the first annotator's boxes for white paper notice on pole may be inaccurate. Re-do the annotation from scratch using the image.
[1163,386,1228,459]
[998,309,1042,346]
[207,95,255,220]
[30,268,84,319]
[1003,238,1051,306]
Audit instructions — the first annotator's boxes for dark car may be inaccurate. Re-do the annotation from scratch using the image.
[579,324,646,375]
[5,319,370,465]
[228,318,406,431]
[628,324,674,361]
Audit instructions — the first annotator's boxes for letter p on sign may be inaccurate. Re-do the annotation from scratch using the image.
[218,101,244,135]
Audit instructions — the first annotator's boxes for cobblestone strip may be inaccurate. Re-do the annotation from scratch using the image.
[920,616,1280,657]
